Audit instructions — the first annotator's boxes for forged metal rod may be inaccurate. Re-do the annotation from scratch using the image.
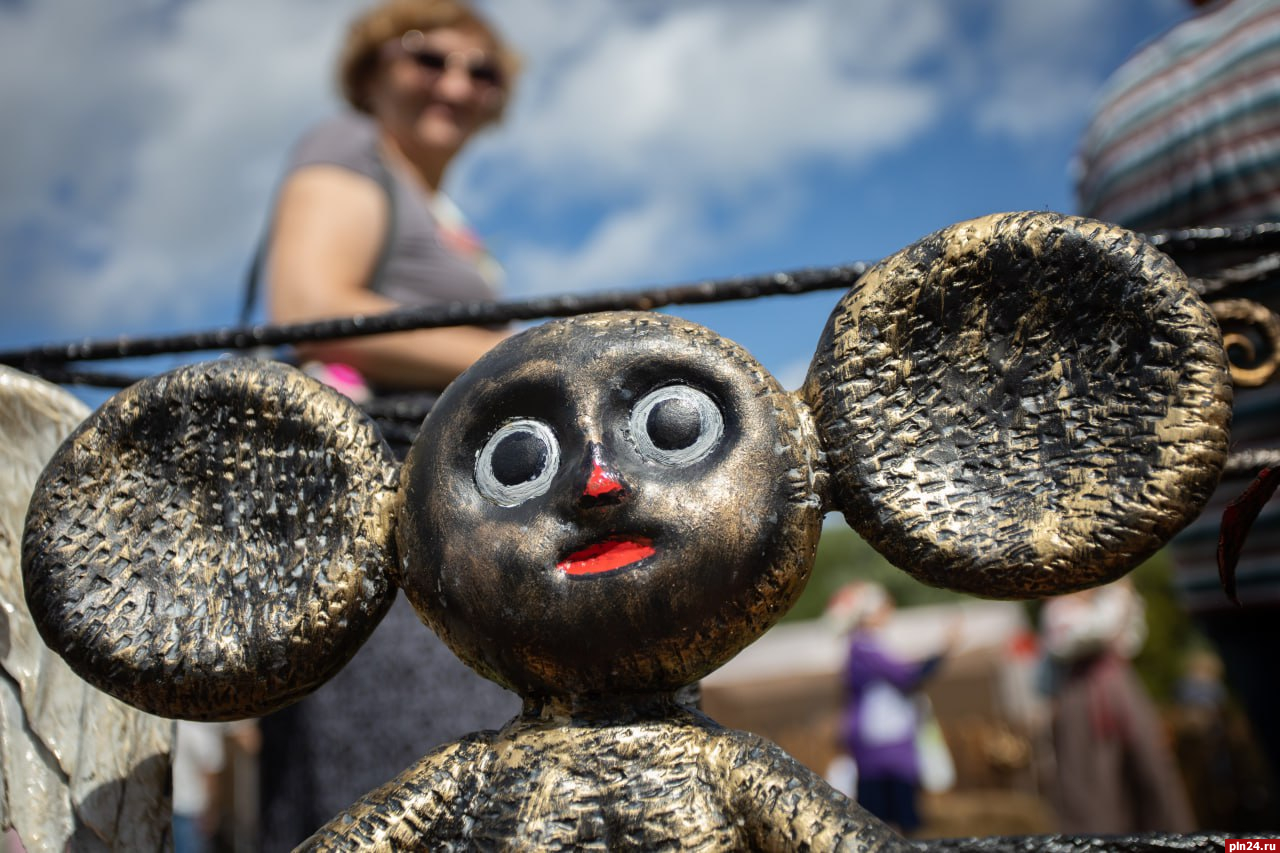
[3,220,1279,392]
[1185,251,1280,300]
[2,222,1279,372]
[17,366,164,388]
[1146,221,1280,255]
[1224,448,1280,477]
[0,263,869,370]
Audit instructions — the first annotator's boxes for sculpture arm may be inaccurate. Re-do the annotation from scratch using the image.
[295,734,496,852]
[722,731,909,853]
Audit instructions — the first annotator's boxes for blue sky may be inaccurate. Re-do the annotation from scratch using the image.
[0,0,1194,398]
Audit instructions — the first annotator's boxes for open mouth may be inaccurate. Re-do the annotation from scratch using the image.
[557,536,655,576]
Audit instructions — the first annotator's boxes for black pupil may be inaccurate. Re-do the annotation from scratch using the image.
[646,397,703,451]
[491,431,548,486]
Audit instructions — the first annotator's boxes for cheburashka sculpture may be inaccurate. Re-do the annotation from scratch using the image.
[21,212,1232,850]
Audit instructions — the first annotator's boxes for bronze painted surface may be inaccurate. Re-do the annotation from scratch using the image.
[397,311,823,700]
[22,359,400,720]
[806,212,1231,598]
[302,701,897,851]
[1211,296,1280,388]
[19,212,1232,850]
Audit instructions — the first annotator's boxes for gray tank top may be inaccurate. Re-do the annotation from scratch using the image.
[287,112,502,309]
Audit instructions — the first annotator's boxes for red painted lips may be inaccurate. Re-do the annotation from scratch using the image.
[557,537,655,576]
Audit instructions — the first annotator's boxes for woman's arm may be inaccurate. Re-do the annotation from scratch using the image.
[267,164,509,390]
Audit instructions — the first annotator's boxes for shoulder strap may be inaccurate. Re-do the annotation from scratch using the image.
[239,157,398,326]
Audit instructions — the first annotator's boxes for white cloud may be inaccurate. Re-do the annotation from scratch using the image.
[473,0,945,197]
[0,0,359,338]
[460,0,1187,297]
[0,0,1185,351]
[461,0,948,294]
[78,2,354,328]
[503,196,704,295]
[965,0,1189,141]
[967,0,1110,140]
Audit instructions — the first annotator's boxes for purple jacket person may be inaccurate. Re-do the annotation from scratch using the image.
[829,582,947,833]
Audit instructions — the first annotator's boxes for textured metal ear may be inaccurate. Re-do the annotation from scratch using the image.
[1,368,171,851]
[22,359,401,720]
[802,211,1232,599]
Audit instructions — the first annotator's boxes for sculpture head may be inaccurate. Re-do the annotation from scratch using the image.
[21,212,1232,720]
[398,312,823,698]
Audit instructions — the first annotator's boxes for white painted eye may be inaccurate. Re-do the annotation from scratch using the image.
[630,385,723,467]
[475,419,560,506]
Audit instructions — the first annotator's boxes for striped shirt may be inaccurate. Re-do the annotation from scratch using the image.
[1077,0,1280,231]
[1076,0,1280,612]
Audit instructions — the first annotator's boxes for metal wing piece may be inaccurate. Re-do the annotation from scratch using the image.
[0,368,171,852]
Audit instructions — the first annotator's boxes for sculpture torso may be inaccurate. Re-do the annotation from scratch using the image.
[301,703,904,852]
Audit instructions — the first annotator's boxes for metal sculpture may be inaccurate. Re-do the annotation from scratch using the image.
[1152,225,1280,395]
[20,212,1231,850]
[0,367,171,853]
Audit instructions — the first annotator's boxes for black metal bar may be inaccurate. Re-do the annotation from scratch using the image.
[0,263,869,369]
[16,365,164,388]
[1145,221,1280,254]
[5,220,1280,374]
[1224,447,1280,478]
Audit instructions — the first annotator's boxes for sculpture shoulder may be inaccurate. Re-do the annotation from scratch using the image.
[715,727,909,853]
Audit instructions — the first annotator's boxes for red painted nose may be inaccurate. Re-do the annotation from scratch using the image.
[580,446,626,505]
[585,460,623,497]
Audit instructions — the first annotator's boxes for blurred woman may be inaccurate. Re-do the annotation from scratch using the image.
[266,0,518,403]
[256,2,523,846]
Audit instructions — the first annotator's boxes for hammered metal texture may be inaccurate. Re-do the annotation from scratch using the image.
[805,212,1232,598]
[398,312,825,699]
[1,368,171,852]
[300,704,908,852]
[22,359,400,720]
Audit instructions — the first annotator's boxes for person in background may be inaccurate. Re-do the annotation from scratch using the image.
[826,581,953,836]
[1172,649,1275,828]
[1074,0,1280,795]
[1040,579,1194,833]
[266,0,516,411]
[256,1,523,847]
[171,722,225,853]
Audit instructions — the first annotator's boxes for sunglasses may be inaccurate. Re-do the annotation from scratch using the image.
[391,32,504,89]
[408,49,503,87]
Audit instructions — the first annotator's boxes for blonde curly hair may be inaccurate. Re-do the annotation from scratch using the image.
[338,0,521,118]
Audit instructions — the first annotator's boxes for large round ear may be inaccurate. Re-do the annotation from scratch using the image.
[22,359,400,720]
[803,211,1232,599]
